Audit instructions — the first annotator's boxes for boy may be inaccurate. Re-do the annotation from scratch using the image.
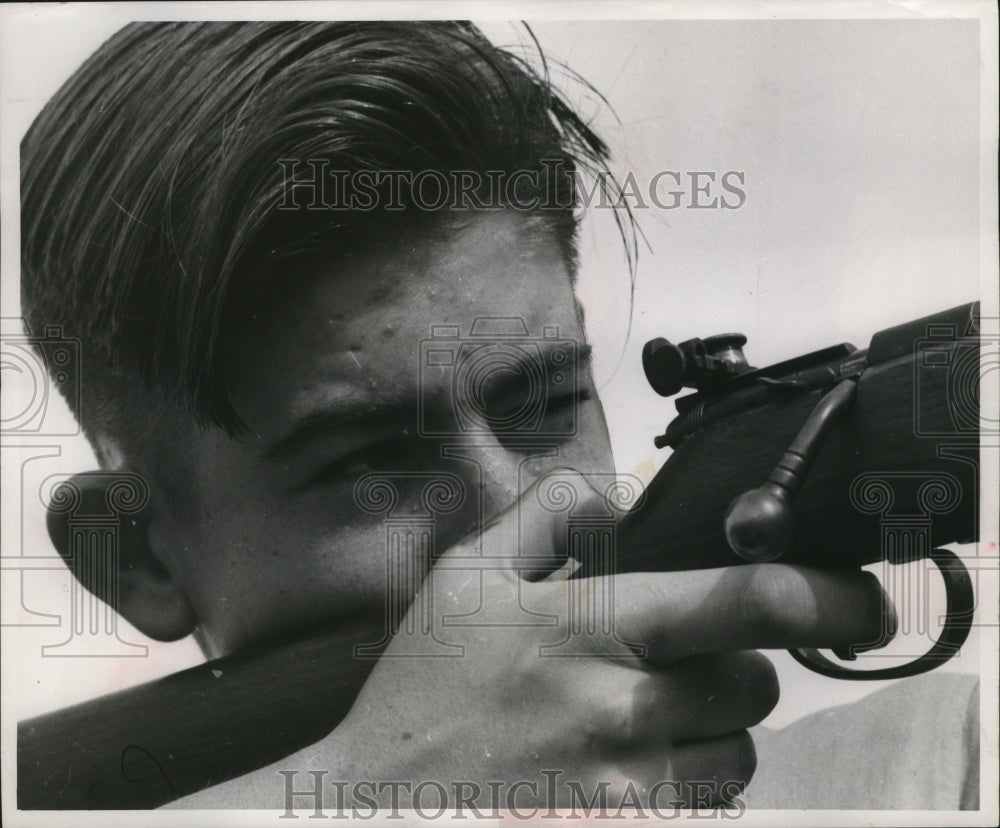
[17,20,979,812]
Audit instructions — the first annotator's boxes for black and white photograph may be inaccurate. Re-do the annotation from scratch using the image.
[1,1,997,825]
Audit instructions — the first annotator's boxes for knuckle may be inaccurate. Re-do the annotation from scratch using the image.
[737,565,814,639]
[561,676,637,750]
[510,645,551,694]
[588,691,636,745]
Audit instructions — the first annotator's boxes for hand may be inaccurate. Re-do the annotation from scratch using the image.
[319,470,890,813]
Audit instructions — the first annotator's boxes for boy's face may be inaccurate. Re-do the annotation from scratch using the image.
[151,212,615,657]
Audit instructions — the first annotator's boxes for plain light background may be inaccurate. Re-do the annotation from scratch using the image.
[1,4,996,742]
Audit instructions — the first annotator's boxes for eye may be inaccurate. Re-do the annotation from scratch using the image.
[547,386,590,410]
[485,386,592,453]
[540,385,591,427]
[304,432,419,488]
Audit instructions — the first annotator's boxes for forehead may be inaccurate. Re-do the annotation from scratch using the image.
[226,212,580,438]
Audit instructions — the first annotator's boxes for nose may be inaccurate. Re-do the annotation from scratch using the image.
[441,441,551,520]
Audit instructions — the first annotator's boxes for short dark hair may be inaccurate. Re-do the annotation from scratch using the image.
[21,21,626,442]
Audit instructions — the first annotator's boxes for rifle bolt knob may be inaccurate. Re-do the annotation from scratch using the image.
[724,482,793,563]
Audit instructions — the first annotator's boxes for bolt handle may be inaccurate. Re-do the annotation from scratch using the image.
[724,378,858,562]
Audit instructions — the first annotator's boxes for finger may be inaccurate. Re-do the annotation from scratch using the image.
[558,651,777,755]
[628,651,780,744]
[613,563,892,662]
[669,730,757,807]
[433,469,603,580]
[611,730,756,808]
[425,471,597,621]
[516,469,616,580]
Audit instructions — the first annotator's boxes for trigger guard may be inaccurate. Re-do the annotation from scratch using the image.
[788,547,974,681]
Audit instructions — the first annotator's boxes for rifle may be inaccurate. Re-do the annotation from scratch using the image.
[17,302,983,809]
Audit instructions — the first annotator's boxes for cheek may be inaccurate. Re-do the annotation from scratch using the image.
[268,518,399,605]
[181,506,402,650]
[179,400,612,653]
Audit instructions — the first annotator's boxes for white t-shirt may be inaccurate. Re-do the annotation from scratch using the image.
[745,672,979,810]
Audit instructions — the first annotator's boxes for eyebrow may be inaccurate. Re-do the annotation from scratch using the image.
[263,400,415,460]
[265,342,593,460]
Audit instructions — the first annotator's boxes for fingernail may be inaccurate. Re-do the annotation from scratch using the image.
[833,645,857,661]
[852,613,899,655]
[834,592,899,659]
[884,598,899,637]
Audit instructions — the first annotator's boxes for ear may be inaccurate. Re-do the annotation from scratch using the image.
[46,471,197,642]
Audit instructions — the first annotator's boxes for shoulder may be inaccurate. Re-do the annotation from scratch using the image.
[744,672,979,810]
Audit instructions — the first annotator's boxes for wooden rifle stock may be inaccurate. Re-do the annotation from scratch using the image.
[17,618,382,810]
[616,302,980,572]
[17,303,982,809]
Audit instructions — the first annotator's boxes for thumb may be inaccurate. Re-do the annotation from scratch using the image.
[520,468,617,580]
[435,468,606,581]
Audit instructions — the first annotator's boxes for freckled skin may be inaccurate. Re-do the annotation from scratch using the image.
[153,213,615,658]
